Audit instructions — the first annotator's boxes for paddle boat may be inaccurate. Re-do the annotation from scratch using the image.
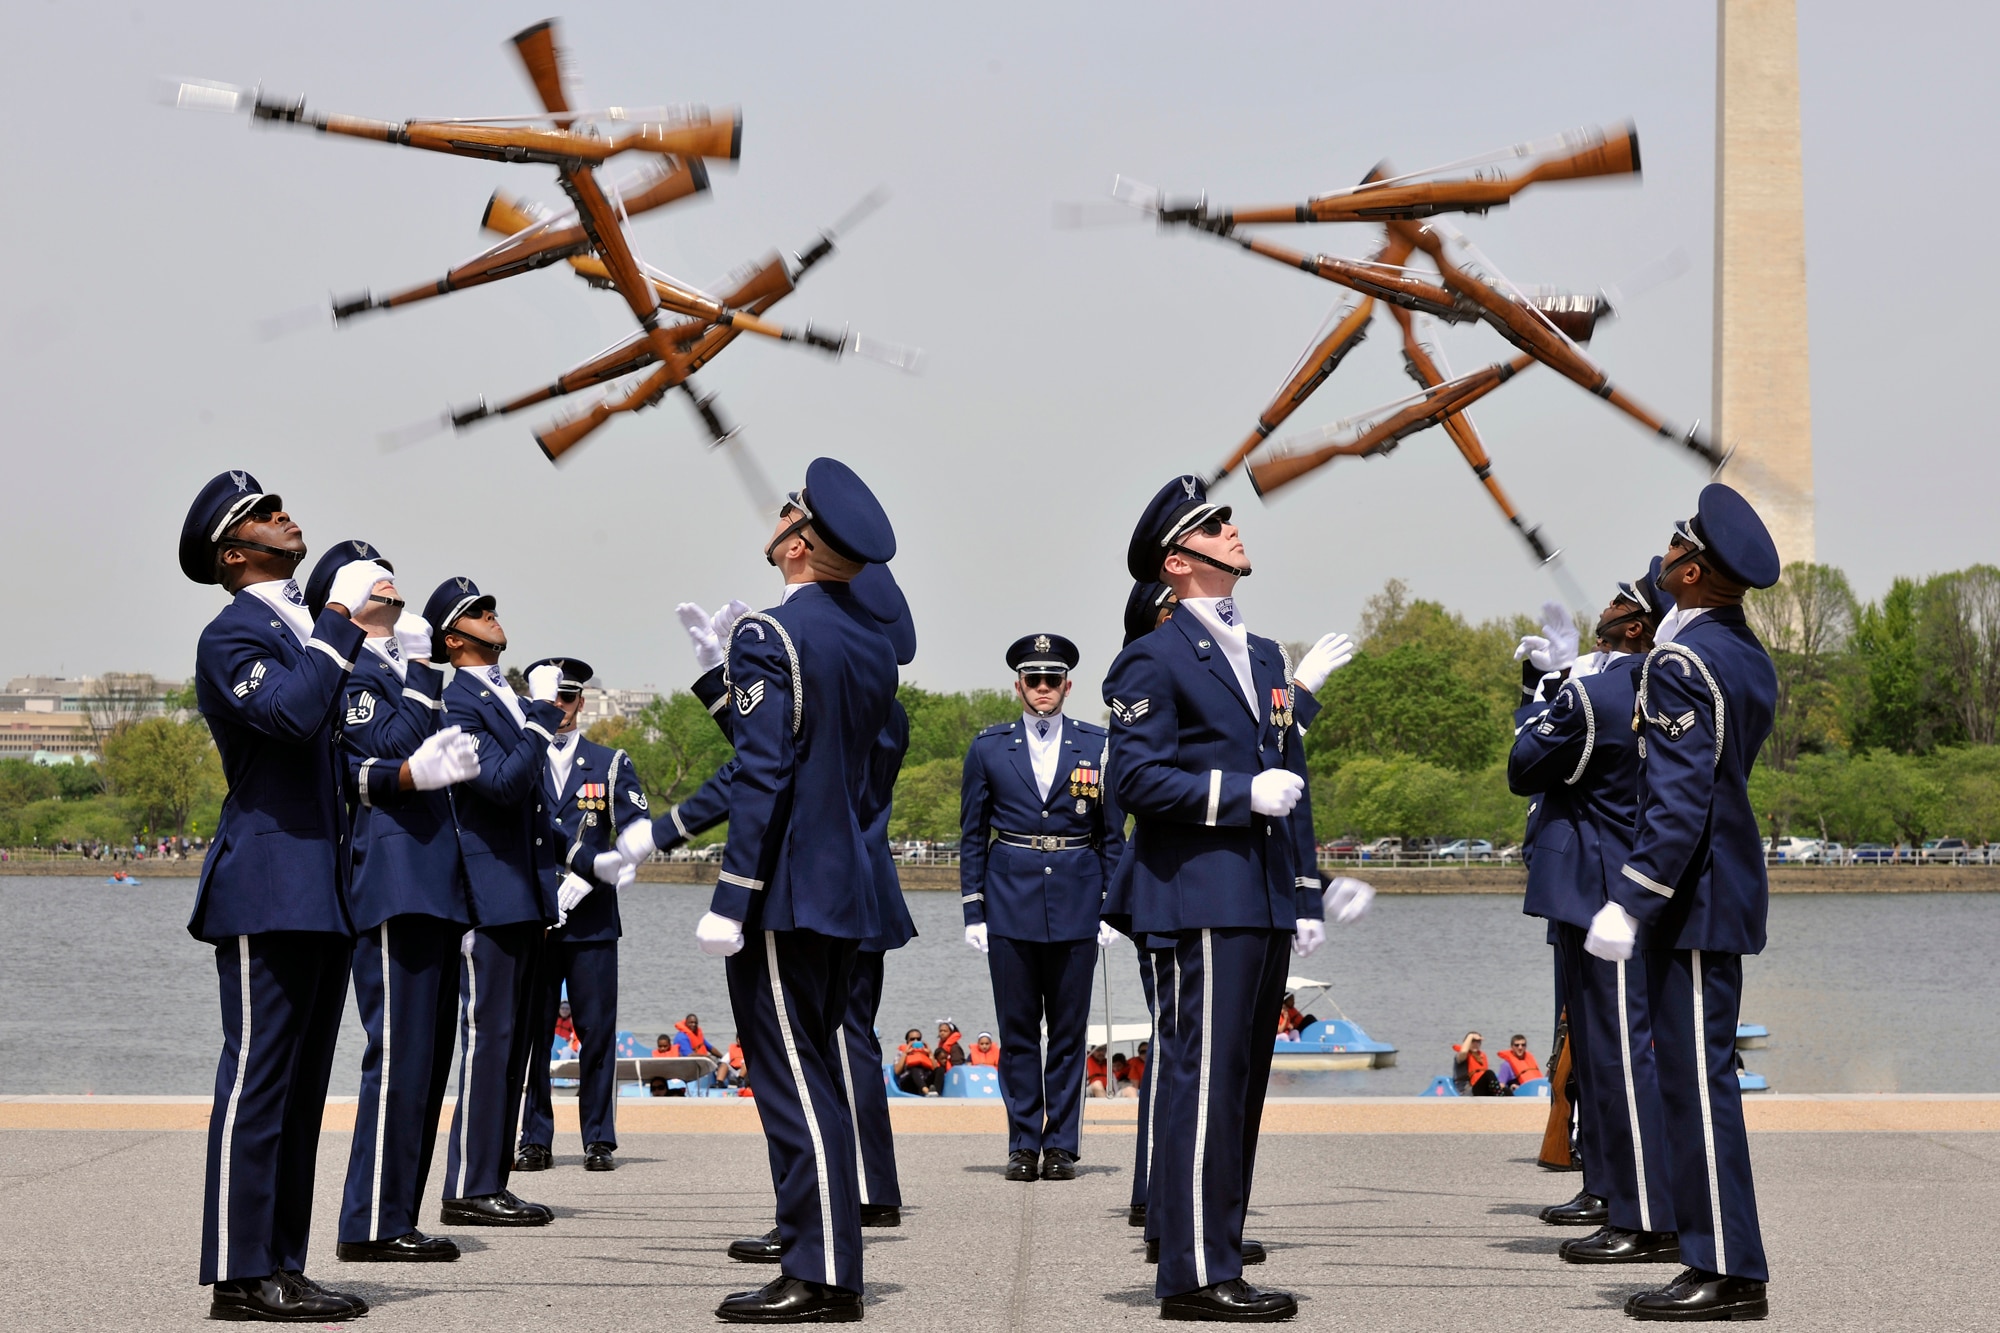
[105,870,142,885]
[1735,1022,1769,1050]
[1270,976,1397,1071]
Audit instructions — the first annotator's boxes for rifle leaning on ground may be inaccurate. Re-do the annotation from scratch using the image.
[1539,1008,1580,1171]
[1243,353,1535,498]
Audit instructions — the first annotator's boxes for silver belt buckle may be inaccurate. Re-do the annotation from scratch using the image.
[1037,835,1060,852]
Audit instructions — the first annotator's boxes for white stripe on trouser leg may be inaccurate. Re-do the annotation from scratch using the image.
[1191,929,1213,1288]
[454,951,478,1197]
[371,922,393,1238]
[1142,954,1159,1190]
[766,932,837,1283]
[1614,958,1649,1232]
[1690,950,1726,1273]
[835,1023,869,1206]
[215,936,253,1276]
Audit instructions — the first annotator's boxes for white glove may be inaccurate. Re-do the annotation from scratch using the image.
[1250,769,1305,817]
[327,560,391,617]
[593,850,629,883]
[1584,901,1639,962]
[407,726,480,790]
[526,663,563,703]
[460,929,477,958]
[1325,876,1375,925]
[557,871,593,915]
[696,910,745,957]
[710,599,753,641]
[1293,632,1356,695]
[1514,600,1579,674]
[677,603,724,673]
[394,612,433,664]
[965,923,989,954]
[1292,918,1326,958]
[615,861,637,891]
[1096,920,1122,948]
[617,820,658,864]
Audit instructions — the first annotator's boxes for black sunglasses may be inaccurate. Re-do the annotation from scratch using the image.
[1189,516,1226,538]
[1021,673,1066,691]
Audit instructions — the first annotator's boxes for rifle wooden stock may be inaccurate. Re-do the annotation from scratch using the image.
[1213,125,1640,226]
[259,99,742,166]
[511,21,573,128]
[1539,1009,1577,1169]
[1234,235,1462,322]
[1244,354,1532,498]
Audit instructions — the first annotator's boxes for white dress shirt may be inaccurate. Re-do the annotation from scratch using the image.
[1177,596,1258,714]
[476,663,528,729]
[1654,606,1708,647]
[547,728,579,798]
[361,634,407,682]
[243,578,317,649]
[1023,711,1064,803]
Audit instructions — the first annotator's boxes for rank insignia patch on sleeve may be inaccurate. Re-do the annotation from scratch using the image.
[1648,709,1699,740]
[345,691,376,726]
[1109,698,1150,725]
[630,790,649,810]
[232,661,267,699]
[735,681,765,715]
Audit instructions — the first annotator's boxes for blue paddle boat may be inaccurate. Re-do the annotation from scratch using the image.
[1271,975,1397,1070]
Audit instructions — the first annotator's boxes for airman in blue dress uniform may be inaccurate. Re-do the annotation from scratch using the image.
[1509,561,1680,1264]
[300,543,482,1266]
[675,458,900,1323]
[1590,483,1781,1323]
[959,632,1124,1183]
[515,656,648,1174]
[179,471,372,1322]
[1102,475,1358,1321]
[423,578,568,1229]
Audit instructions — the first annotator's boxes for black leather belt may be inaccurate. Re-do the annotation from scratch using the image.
[994,831,1098,852]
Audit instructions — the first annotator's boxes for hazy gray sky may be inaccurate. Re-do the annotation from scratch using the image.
[3,2,1993,704]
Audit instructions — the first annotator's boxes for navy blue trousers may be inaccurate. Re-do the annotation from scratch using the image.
[1556,925,1675,1234]
[835,950,902,1208]
[1131,947,1163,1211]
[1151,928,1290,1298]
[444,922,546,1201]
[339,915,460,1243]
[727,930,862,1292]
[200,931,352,1285]
[985,934,1097,1157]
[1647,947,1767,1281]
[520,940,620,1152]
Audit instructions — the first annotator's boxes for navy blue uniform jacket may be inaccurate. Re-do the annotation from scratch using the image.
[443,668,564,929]
[191,591,366,942]
[546,735,648,943]
[1610,608,1778,954]
[1100,612,1322,935]
[958,716,1124,942]
[711,583,899,937]
[1507,655,1643,932]
[342,654,470,930]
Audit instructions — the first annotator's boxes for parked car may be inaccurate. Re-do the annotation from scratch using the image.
[1818,842,1847,864]
[1321,837,1361,857]
[1850,843,1899,863]
[1495,844,1523,864]
[1406,837,1443,856]
[1435,839,1495,860]
[1359,837,1403,860]
[1922,837,1973,863]
[1770,836,1821,863]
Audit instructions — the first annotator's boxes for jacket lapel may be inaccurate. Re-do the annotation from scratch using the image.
[1006,723,1042,805]
[560,746,591,806]
[1172,613,1256,720]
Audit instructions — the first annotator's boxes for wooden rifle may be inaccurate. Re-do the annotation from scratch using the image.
[1539,1007,1579,1169]
[1243,353,1534,498]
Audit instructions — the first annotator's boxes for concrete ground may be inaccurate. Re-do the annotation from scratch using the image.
[0,1123,1992,1330]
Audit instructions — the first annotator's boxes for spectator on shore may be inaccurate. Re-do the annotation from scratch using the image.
[968,1032,1001,1067]
[935,1021,967,1068]
[1085,1045,1110,1098]
[717,1042,747,1090]
[675,1013,719,1058]
[1452,1032,1506,1096]
[895,1030,942,1096]
[1496,1034,1542,1087]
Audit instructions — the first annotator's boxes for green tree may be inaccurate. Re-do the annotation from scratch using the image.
[1324,755,1467,842]
[610,692,736,809]
[1308,644,1503,773]
[887,756,963,842]
[54,760,104,800]
[1744,562,1857,769]
[1919,566,2000,747]
[0,758,60,808]
[897,684,1018,767]
[99,718,222,836]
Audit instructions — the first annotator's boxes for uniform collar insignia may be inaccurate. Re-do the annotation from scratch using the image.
[281,579,304,605]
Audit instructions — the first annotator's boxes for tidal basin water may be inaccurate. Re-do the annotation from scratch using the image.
[2,878,1994,1097]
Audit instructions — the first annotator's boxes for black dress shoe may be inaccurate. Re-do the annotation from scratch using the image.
[1128,1204,1147,1227]
[1540,1190,1609,1226]
[210,1272,365,1322]
[1147,1238,1264,1265]
[715,1276,862,1323]
[513,1142,552,1172]
[500,1189,554,1221]
[1159,1278,1298,1322]
[860,1204,901,1227]
[441,1192,553,1227]
[1561,1227,1680,1265]
[281,1272,368,1314]
[728,1227,783,1263]
[1040,1148,1078,1181]
[1005,1150,1039,1182]
[584,1142,616,1172]
[1625,1267,1768,1321]
[336,1229,460,1262]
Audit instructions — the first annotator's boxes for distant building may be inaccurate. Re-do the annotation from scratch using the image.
[0,673,184,760]
[578,685,658,731]
[0,711,96,760]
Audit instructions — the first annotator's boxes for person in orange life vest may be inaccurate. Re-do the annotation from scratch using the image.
[675,1013,718,1058]
[1454,1032,1505,1096]
[969,1033,1001,1067]
[1086,1045,1111,1098]
[935,1021,966,1067]
[1111,1054,1131,1090]
[719,1041,747,1090]
[654,1034,675,1057]
[1497,1034,1542,1084]
[554,999,578,1052]
[1277,992,1317,1037]
[894,1030,941,1096]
